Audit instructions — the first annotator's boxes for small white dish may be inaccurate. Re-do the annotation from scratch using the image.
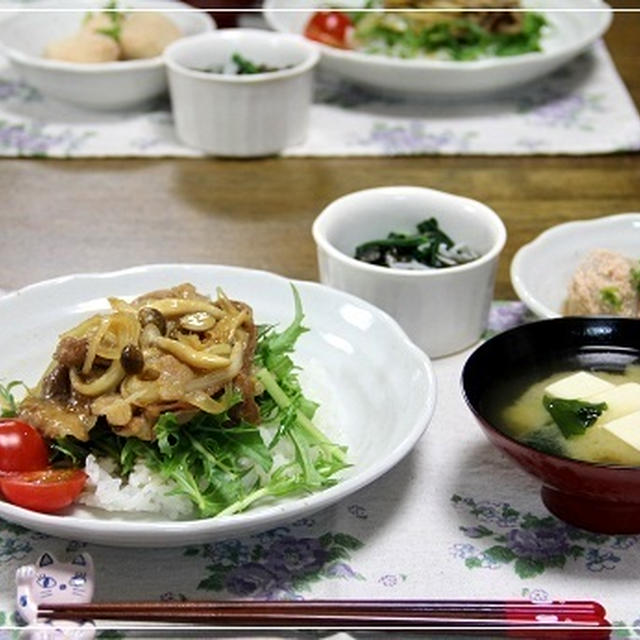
[0,264,435,547]
[511,213,640,318]
[312,186,507,358]
[264,0,612,96]
[164,29,319,157]
[0,0,214,111]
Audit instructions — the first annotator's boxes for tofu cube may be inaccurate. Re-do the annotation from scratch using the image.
[588,382,640,424]
[573,420,640,466]
[601,410,640,463]
[544,372,614,400]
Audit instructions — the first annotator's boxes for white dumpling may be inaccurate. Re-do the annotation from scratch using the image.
[45,31,120,63]
[119,12,181,60]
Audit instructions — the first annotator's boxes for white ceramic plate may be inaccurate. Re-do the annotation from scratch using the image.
[0,0,214,110]
[0,264,435,547]
[263,0,611,96]
[511,213,640,318]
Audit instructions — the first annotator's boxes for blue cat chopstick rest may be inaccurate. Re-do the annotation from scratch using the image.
[16,551,96,640]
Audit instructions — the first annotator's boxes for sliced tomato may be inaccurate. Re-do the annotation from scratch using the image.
[0,419,49,474]
[0,469,87,513]
[304,11,354,49]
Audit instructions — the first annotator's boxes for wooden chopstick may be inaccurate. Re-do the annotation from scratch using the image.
[39,599,609,632]
[42,599,605,615]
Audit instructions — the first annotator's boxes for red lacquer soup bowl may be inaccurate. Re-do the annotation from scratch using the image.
[462,317,640,534]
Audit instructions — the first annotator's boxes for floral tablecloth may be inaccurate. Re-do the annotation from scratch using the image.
[0,28,639,157]
[0,301,638,638]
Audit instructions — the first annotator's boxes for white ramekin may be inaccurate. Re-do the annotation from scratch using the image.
[312,186,507,358]
[164,29,320,157]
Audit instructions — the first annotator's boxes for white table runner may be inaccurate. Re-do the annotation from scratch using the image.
[0,39,638,157]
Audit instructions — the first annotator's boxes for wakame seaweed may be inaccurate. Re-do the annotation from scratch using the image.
[542,395,608,439]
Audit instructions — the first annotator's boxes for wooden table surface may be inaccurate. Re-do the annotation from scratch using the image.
[1,7,638,299]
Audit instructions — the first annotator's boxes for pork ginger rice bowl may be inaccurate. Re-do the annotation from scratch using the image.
[0,283,348,520]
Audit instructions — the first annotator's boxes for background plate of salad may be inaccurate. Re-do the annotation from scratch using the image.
[263,0,611,96]
[0,264,435,547]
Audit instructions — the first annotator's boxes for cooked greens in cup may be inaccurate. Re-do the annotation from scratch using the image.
[355,218,479,270]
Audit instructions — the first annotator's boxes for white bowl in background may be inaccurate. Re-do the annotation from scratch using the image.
[263,0,611,96]
[164,29,319,157]
[0,0,214,110]
[312,186,507,358]
[511,213,640,319]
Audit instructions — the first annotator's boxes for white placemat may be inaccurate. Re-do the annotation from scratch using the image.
[0,302,638,636]
[0,38,638,157]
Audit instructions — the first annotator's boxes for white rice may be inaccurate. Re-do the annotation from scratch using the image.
[77,362,346,520]
[78,454,194,520]
[297,357,344,445]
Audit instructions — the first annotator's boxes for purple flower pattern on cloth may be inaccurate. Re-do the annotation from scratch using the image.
[377,574,406,587]
[203,539,251,567]
[224,562,281,597]
[450,543,477,559]
[0,79,40,103]
[325,562,359,579]
[0,121,94,156]
[505,525,571,561]
[263,537,330,577]
[451,495,638,579]
[487,301,532,333]
[521,587,550,603]
[519,90,606,130]
[188,522,364,599]
[0,39,637,156]
[0,538,31,563]
[484,302,533,337]
[515,51,607,131]
[356,121,476,155]
[348,504,368,520]
[585,549,621,572]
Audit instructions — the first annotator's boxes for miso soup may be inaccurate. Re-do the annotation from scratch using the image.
[491,365,640,466]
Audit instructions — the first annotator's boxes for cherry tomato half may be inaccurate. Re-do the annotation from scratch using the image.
[0,419,49,474]
[0,469,87,513]
[304,11,354,49]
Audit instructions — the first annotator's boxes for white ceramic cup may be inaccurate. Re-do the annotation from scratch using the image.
[164,29,320,157]
[312,186,507,358]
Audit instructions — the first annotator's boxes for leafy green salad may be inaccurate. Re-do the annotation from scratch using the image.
[352,12,546,60]
[319,0,548,62]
